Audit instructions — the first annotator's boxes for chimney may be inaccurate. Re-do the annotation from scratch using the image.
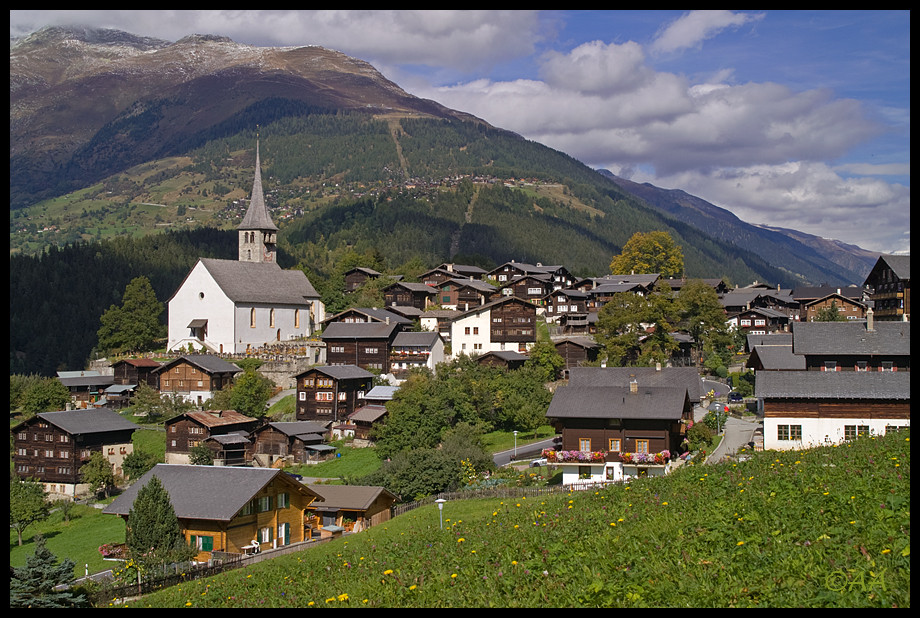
[655,362,661,371]
[867,308,874,331]
[629,376,638,394]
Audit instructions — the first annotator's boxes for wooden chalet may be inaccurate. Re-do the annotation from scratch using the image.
[488,261,575,290]
[56,370,115,409]
[111,358,162,388]
[322,306,412,328]
[103,464,322,562]
[321,321,401,373]
[347,404,389,444]
[545,372,692,485]
[727,306,791,336]
[433,278,498,309]
[248,421,334,466]
[802,292,867,322]
[746,345,806,372]
[11,408,140,500]
[554,337,600,373]
[756,371,910,450]
[476,350,528,370]
[382,281,437,310]
[863,254,910,321]
[450,296,538,357]
[389,331,446,380]
[295,365,375,423]
[542,288,590,321]
[154,355,242,406]
[164,409,260,465]
[343,267,382,293]
[497,274,554,304]
[305,485,397,534]
[420,263,488,287]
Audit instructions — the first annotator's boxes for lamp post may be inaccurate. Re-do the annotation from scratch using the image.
[513,430,518,461]
[436,498,446,529]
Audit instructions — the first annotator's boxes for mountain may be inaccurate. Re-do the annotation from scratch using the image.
[598,171,879,285]
[9,27,876,291]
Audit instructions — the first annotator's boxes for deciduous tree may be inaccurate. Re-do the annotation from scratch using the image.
[610,230,684,278]
[10,476,51,546]
[96,276,165,355]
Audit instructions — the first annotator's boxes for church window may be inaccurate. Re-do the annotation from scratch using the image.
[270,309,275,327]
[251,308,257,328]
[294,310,300,328]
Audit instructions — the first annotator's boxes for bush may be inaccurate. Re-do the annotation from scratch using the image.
[687,421,713,450]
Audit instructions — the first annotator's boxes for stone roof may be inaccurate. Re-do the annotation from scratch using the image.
[747,345,806,371]
[321,321,400,340]
[348,404,389,423]
[298,364,375,381]
[178,409,258,428]
[20,407,139,436]
[546,385,688,420]
[305,484,396,512]
[791,321,910,356]
[755,370,910,400]
[391,331,441,348]
[264,421,329,439]
[567,366,702,402]
[197,258,319,304]
[155,354,242,375]
[103,464,320,521]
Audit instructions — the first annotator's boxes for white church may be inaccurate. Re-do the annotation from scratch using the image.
[167,143,325,354]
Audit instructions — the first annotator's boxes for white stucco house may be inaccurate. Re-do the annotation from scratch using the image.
[167,142,324,354]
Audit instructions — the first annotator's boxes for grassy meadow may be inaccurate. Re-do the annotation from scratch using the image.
[121,429,909,608]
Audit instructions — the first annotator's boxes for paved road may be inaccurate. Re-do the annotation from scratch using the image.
[707,414,761,462]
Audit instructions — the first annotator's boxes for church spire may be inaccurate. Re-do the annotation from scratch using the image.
[238,136,278,263]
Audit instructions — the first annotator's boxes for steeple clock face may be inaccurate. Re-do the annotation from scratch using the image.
[263,247,275,262]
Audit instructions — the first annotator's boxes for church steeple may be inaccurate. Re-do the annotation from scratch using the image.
[238,138,279,263]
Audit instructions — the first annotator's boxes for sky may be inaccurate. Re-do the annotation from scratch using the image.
[10,10,911,254]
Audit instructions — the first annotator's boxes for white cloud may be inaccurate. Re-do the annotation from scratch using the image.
[650,10,765,55]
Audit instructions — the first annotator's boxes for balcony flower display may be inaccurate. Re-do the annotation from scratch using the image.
[621,450,672,465]
[542,449,606,464]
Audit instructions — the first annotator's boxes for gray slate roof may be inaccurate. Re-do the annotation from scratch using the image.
[102,464,319,521]
[24,407,139,436]
[156,354,242,375]
[567,366,702,402]
[755,370,910,400]
[301,365,375,381]
[266,421,329,439]
[546,385,688,420]
[392,331,441,348]
[305,484,396,512]
[792,321,910,356]
[197,258,319,304]
[747,345,806,371]
[321,321,399,340]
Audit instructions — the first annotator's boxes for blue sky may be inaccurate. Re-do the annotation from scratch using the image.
[10,10,910,253]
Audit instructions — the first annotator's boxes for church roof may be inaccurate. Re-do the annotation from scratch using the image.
[237,142,278,232]
[198,258,320,304]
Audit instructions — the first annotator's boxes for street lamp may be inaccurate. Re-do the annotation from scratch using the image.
[435,498,446,529]
[513,430,518,460]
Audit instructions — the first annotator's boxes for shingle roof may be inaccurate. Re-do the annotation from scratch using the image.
[300,365,375,381]
[321,321,399,340]
[179,409,258,428]
[237,143,278,232]
[792,321,910,356]
[392,331,441,347]
[305,484,396,512]
[747,345,806,371]
[266,421,329,439]
[755,370,910,399]
[156,354,242,375]
[102,464,319,521]
[567,366,702,402]
[546,385,688,420]
[348,404,389,423]
[23,408,139,436]
[198,258,319,304]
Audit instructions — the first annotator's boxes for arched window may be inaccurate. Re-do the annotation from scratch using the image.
[250,308,257,328]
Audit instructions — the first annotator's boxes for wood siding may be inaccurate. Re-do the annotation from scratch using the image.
[762,399,910,419]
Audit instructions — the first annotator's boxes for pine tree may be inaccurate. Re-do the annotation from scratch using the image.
[10,536,87,608]
[126,475,193,569]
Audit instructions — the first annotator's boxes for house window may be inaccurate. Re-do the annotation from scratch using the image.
[880,361,894,372]
[465,327,471,335]
[777,425,802,441]
[824,361,837,371]
[608,439,621,452]
[856,361,868,372]
[315,392,333,401]
[278,522,291,546]
[338,392,347,401]
[579,438,591,451]
[844,425,870,441]
[740,319,751,327]
[635,440,649,454]
[189,535,214,551]
[259,526,273,544]
[277,493,290,508]
[258,496,273,512]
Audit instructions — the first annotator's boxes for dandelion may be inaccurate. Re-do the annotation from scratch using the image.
[384,569,393,575]
[512,560,518,565]
[458,537,465,543]
[338,593,349,602]
[737,541,744,546]
[451,573,458,579]
[409,585,417,590]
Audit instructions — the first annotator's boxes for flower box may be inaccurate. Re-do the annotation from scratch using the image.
[542,449,606,464]
[620,450,671,465]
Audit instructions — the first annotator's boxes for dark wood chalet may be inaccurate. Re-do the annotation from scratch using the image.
[11,408,140,499]
[545,376,692,483]
[488,261,575,290]
[154,355,242,405]
[863,254,910,321]
[343,267,382,293]
[497,274,554,304]
[111,358,162,388]
[164,409,260,465]
[56,371,115,409]
[347,404,389,443]
[476,350,528,370]
[802,292,867,322]
[420,263,488,287]
[321,321,401,372]
[542,288,590,320]
[488,296,539,348]
[248,421,334,466]
[554,337,600,373]
[434,278,498,309]
[322,307,412,329]
[383,281,437,310]
[728,307,790,336]
[295,365,375,423]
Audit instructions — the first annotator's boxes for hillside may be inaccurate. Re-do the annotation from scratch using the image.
[122,430,910,608]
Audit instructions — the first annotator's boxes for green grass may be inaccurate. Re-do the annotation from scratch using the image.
[10,503,126,579]
[123,429,910,608]
[288,444,384,481]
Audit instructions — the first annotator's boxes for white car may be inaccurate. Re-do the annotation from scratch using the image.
[530,458,548,468]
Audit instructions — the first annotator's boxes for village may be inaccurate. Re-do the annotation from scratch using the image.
[10,144,910,600]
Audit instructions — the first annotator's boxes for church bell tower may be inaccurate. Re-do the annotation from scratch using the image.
[238,139,279,263]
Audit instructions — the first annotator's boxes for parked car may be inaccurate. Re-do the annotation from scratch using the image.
[728,391,744,403]
[530,457,548,468]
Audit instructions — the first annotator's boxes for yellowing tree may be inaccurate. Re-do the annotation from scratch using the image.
[610,231,684,278]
